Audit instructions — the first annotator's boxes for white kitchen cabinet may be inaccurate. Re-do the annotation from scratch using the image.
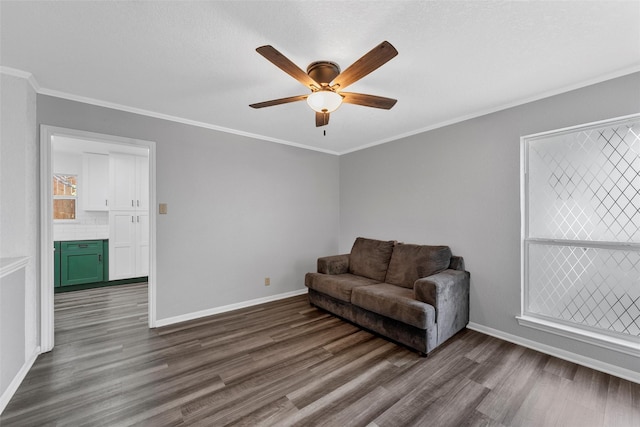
[109,210,149,280]
[108,153,149,279]
[108,211,136,279]
[135,212,149,277]
[109,153,149,210]
[82,153,109,211]
[109,154,137,210]
[135,156,149,211]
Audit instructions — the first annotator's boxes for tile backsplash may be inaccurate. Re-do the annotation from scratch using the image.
[54,211,109,241]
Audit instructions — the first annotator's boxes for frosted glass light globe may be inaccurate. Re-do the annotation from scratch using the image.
[306,90,343,113]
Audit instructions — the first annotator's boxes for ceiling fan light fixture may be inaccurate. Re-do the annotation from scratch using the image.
[306,90,343,113]
[251,42,398,127]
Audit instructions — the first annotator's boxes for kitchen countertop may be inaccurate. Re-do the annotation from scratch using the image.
[54,238,108,242]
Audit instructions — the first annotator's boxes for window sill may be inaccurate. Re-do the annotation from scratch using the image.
[516,315,639,358]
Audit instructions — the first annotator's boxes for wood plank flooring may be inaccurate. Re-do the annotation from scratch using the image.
[2,283,639,426]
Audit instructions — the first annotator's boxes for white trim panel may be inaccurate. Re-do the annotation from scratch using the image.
[516,315,639,358]
[155,288,308,328]
[0,257,30,278]
[39,126,54,352]
[521,112,640,141]
[468,322,640,384]
[0,347,40,414]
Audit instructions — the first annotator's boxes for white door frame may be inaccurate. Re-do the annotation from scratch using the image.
[40,125,157,352]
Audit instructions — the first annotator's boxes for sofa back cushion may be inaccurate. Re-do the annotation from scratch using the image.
[349,237,396,282]
[385,243,452,288]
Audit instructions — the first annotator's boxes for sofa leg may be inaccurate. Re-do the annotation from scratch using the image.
[419,352,428,357]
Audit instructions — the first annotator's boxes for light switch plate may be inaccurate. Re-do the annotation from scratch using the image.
[159,203,168,214]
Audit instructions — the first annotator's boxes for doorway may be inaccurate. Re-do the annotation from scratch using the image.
[40,125,157,352]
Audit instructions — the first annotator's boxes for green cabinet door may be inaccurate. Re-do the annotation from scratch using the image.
[54,241,61,287]
[60,240,104,286]
[103,239,109,281]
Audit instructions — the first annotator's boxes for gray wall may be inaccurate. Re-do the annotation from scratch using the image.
[37,96,340,320]
[1,269,25,395]
[20,71,640,377]
[0,74,38,403]
[339,72,640,373]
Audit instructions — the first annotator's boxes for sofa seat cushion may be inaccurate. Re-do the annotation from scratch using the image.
[349,237,395,282]
[385,243,452,288]
[305,273,380,303]
[351,283,435,330]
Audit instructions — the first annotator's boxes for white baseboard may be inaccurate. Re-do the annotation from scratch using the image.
[0,347,40,415]
[155,288,309,328]
[467,322,639,384]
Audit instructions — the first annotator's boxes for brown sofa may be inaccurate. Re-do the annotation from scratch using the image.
[305,237,470,355]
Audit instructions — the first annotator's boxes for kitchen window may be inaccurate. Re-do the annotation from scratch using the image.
[53,174,77,220]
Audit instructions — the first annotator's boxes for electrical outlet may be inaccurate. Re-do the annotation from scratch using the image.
[264,277,270,286]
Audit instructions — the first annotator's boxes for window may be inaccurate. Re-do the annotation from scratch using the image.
[53,174,77,220]
[520,114,640,355]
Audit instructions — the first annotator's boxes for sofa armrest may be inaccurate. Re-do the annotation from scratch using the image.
[317,254,350,275]
[414,269,470,345]
[448,255,465,271]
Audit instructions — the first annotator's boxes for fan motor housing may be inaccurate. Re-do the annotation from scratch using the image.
[307,61,341,85]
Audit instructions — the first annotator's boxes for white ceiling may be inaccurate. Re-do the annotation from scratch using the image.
[2,1,639,155]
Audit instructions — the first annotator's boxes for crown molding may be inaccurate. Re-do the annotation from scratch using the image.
[0,66,40,92]
[3,65,638,157]
[339,64,640,155]
[37,87,340,155]
[0,67,339,156]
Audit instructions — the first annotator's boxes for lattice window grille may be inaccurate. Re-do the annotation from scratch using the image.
[523,115,640,343]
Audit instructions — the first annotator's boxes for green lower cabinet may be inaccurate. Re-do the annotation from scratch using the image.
[54,241,61,287]
[103,239,109,281]
[54,239,137,292]
[60,240,104,286]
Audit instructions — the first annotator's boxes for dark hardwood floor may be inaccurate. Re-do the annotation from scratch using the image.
[2,283,638,426]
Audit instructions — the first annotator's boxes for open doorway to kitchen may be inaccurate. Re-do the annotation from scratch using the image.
[40,125,157,352]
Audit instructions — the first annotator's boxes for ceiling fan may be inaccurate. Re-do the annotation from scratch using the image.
[250,41,398,127]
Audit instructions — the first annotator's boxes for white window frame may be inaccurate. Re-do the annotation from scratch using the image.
[518,113,640,357]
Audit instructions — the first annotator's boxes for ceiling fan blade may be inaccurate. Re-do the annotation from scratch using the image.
[249,94,308,109]
[256,45,320,89]
[331,41,398,90]
[341,92,397,109]
[316,112,329,127]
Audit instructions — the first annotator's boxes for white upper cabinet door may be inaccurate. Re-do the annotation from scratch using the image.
[109,154,136,210]
[82,153,109,211]
[135,156,149,211]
